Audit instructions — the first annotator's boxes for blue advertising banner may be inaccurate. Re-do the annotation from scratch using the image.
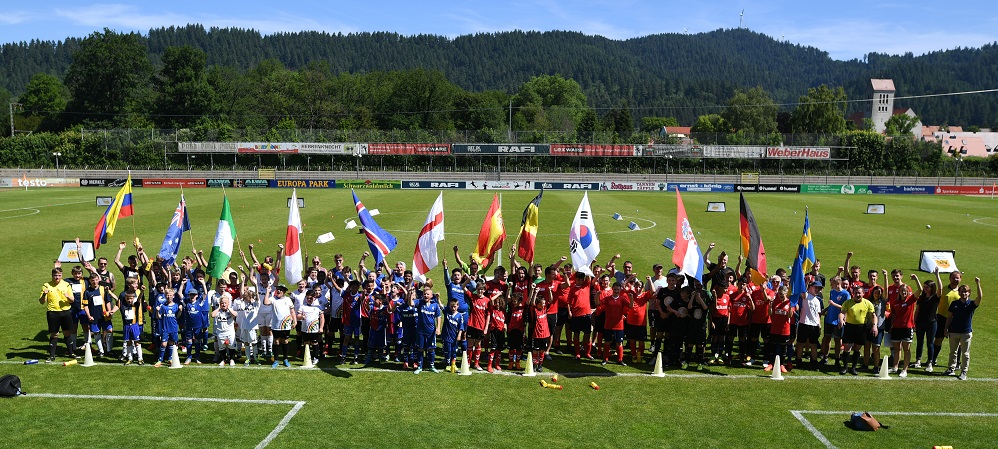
[532,181,601,190]
[668,183,736,192]
[867,185,935,195]
[402,180,468,189]
[268,179,337,188]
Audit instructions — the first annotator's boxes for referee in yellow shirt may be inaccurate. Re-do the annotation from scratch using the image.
[39,267,77,363]
[838,285,878,375]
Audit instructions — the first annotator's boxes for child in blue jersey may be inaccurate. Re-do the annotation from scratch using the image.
[390,283,407,362]
[414,287,443,374]
[443,259,471,356]
[397,288,420,369]
[363,293,395,365]
[120,290,145,365]
[155,288,182,367]
[181,280,208,365]
[442,299,466,372]
[341,281,363,364]
[820,277,848,367]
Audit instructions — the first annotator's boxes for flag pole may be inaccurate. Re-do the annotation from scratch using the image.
[298,191,308,265]
[127,171,140,259]
[221,184,244,255]
[181,186,197,255]
[498,193,503,268]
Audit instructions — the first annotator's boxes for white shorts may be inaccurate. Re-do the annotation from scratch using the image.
[239,327,259,345]
[257,310,273,328]
[217,333,237,349]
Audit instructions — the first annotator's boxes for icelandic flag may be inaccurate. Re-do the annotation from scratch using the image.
[789,209,816,307]
[672,188,705,281]
[93,174,134,249]
[157,195,190,266]
[569,191,600,276]
[412,192,445,282]
[352,189,397,266]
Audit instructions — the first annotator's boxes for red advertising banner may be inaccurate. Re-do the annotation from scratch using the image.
[550,144,637,157]
[140,179,207,188]
[934,185,996,195]
[367,143,451,155]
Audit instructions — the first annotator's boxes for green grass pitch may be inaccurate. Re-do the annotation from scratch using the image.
[1,187,997,448]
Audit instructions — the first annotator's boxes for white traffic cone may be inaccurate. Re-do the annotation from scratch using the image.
[302,344,314,369]
[878,355,891,379]
[522,352,536,377]
[169,345,183,369]
[81,342,96,367]
[651,351,666,377]
[458,350,473,376]
[770,355,784,380]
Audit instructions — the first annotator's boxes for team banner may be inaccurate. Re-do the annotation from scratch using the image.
[80,178,131,188]
[703,146,766,158]
[668,183,735,192]
[800,184,869,194]
[141,179,207,188]
[637,144,704,157]
[599,181,660,191]
[550,144,637,157]
[403,181,468,189]
[735,184,800,193]
[465,181,533,190]
[451,144,549,155]
[269,179,337,188]
[534,182,601,190]
[368,143,450,155]
[867,185,934,195]
[338,180,401,189]
[765,146,832,159]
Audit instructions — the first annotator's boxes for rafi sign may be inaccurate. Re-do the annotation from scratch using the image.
[452,144,550,154]
[402,181,467,189]
[534,182,600,190]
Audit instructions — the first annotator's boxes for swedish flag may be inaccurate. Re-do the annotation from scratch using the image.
[789,209,816,306]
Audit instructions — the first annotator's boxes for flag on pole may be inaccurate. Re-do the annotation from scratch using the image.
[412,192,445,282]
[93,174,134,249]
[569,192,600,276]
[739,193,768,285]
[789,209,816,307]
[157,194,190,266]
[516,189,543,264]
[284,189,304,285]
[206,196,237,279]
[672,188,705,281]
[352,189,397,266]
[472,194,506,269]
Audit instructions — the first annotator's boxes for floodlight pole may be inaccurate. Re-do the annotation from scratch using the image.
[10,102,22,136]
[52,152,61,175]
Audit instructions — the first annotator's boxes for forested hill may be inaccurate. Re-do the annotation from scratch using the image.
[2,25,997,125]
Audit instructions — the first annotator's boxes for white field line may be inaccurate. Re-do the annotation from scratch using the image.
[789,409,998,449]
[6,360,996,382]
[0,200,92,213]
[972,217,998,226]
[21,393,305,448]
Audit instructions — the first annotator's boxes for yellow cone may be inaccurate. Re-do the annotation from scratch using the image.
[522,352,536,377]
[458,350,472,376]
[878,355,891,379]
[770,355,784,380]
[651,351,665,377]
[169,346,183,369]
[302,344,314,369]
[81,342,95,367]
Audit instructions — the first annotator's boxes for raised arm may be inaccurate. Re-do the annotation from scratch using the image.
[273,244,284,273]
[702,243,715,262]
[248,244,261,267]
[115,242,128,271]
[974,277,983,306]
[910,273,923,297]
[841,252,853,277]
[552,255,567,271]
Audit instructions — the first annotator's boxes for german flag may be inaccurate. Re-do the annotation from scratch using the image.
[739,192,767,285]
[516,189,543,264]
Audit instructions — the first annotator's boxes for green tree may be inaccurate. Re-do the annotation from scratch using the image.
[789,85,847,134]
[721,86,778,135]
[63,29,153,127]
[20,73,69,129]
[848,130,886,174]
[691,114,728,133]
[884,113,920,136]
[0,87,12,137]
[153,45,214,129]
[602,102,634,140]
[511,74,587,132]
[641,116,680,133]
[576,108,599,143]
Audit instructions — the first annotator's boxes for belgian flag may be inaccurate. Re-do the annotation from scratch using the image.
[739,193,768,285]
[516,189,543,264]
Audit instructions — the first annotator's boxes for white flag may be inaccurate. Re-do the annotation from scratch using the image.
[412,192,445,282]
[315,232,335,244]
[569,192,600,276]
[284,189,304,284]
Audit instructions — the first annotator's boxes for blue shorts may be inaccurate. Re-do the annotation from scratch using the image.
[605,329,625,344]
[184,327,205,341]
[74,310,88,324]
[402,331,417,347]
[419,334,436,350]
[90,319,113,333]
[124,324,142,341]
[369,328,387,349]
[345,325,361,338]
[163,331,179,343]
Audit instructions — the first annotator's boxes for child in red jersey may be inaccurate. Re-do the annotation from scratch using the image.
[506,292,526,369]
[624,277,653,364]
[597,282,634,366]
[465,282,492,371]
[764,286,796,373]
[567,271,594,360]
[709,273,736,364]
[530,289,550,373]
[486,294,507,373]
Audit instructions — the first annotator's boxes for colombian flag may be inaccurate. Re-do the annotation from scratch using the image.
[516,189,543,264]
[472,194,506,269]
[93,175,134,249]
[739,193,767,285]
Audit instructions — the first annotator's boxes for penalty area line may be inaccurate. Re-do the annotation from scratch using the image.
[790,409,998,449]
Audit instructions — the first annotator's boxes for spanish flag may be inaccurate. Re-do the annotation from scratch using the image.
[472,194,506,269]
[516,189,543,264]
[93,174,134,249]
[739,192,767,285]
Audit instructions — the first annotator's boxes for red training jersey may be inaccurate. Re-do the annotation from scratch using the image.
[532,306,550,339]
[467,294,490,331]
[625,291,651,326]
[769,298,794,336]
[750,287,774,325]
[598,291,632,331]
[568,281,592,317]
[508,305,525,331]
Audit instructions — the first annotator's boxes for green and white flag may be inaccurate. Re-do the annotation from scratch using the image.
[207,196,237,278]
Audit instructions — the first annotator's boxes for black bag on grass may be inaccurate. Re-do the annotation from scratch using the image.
[849,412,888,431]
[0,374,23,397]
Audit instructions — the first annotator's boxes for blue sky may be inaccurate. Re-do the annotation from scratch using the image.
[1,0,995,60]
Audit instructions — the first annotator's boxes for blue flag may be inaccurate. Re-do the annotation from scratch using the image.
[352,190,397,266]
[789,209,816,307]
[158,195,191,266]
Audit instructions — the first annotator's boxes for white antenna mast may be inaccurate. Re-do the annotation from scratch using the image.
[739,9,744,28]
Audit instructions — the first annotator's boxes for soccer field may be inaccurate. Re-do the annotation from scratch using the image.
[1,187,996,448]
